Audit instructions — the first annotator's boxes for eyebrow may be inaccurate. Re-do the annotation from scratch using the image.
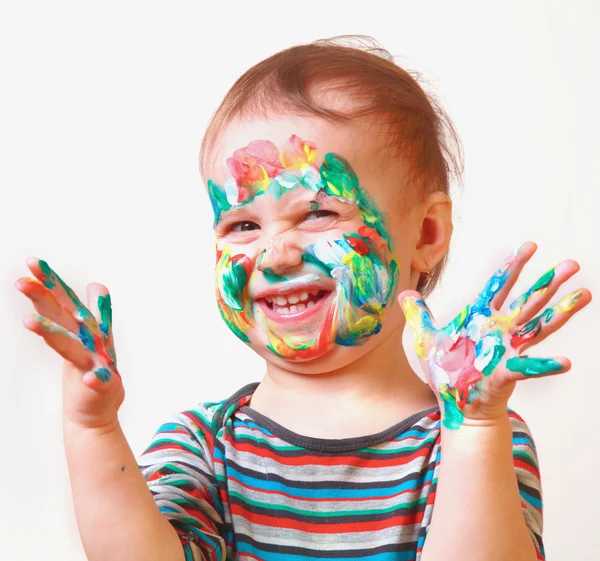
[214,205,248,226]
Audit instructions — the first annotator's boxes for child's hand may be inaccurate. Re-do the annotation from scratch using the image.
[15,258,123,430]
[400,242,592,429]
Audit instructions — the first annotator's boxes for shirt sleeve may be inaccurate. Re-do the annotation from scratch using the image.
[508,410,545,560]
[137,406,227,561]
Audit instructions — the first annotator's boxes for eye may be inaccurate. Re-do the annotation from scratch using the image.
[230,221,260,232]
[304,210,337,220]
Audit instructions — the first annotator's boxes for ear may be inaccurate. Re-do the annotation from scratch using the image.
[411,191,453,273]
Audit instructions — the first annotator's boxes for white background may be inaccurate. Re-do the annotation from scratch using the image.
[1,1,598,559]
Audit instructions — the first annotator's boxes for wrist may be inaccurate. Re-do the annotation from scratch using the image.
[63,415,120,437]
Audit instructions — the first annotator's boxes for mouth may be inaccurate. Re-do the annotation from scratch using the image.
[254,287,333,323]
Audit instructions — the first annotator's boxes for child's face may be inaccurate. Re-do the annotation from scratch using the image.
[205,116,422,374]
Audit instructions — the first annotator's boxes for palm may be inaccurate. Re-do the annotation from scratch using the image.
[401,242,590,429]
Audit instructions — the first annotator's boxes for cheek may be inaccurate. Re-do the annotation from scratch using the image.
[307,234,398,308]
[214,247,255,342]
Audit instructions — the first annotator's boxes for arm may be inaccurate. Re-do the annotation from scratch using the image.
[64,418,185,561]
[14,258,213,561]
[420,415,539,561]
[401,241,590,560]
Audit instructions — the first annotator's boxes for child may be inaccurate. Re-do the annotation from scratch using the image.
[15,36,591,561]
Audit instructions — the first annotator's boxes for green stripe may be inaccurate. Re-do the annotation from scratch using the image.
[229,490,428,517]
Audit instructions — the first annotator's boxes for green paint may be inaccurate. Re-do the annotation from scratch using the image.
[301,252,334,277]
[310,200,319,211]
[440,390,464,430]
[207,179,232,225]
[38,260,56,288]
[98,294,112,337]
[94,368,111,382]
[506,356,564,376]
[220,259,248,311]
[320,154,393,250]
[519,307,555,336]
[262,268,287,284]
[511,267,556,310]
[482,337,505,376]
[217,304,250,343]
[445,305,470,337]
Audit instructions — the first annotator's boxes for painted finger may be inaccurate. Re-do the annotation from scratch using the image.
[26,258,95,325]
[24,314,94,371]
[399,290,438,359]
[486,241,537,311]
[86,283,117,365]
[504,355,570,382]
[510,288,591,352]
[15,277,80,333]
[508,260,580,324]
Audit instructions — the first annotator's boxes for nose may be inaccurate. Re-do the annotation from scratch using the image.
[256,237,304,276]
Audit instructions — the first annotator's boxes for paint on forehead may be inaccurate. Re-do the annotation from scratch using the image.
[207,135,393,250]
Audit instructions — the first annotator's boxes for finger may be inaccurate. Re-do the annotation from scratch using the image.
[26,257,95,324]
[504,355,570,382]
[24,314,94,371]
[511,288,591,351]
[86,283,117,365]
[15,277,80,333]
[508,259,580,324]
[399,290,438,359]
[488,241,537,311]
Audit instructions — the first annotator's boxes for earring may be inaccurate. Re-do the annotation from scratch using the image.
[421,269,434,280]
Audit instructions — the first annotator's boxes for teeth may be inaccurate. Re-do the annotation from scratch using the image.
[261,288,325,310]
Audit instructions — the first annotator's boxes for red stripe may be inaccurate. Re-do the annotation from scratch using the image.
[228,441,431,467]
[230,503,423,533]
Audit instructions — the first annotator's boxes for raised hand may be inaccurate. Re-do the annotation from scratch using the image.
[400,242,592,429]
[15,258,123,429]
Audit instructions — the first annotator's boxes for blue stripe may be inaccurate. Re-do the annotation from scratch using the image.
[520,489,542,510]
[227,465,430,500]
[237,541,416,561]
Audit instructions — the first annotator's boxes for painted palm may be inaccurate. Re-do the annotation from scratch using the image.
[402,243,585,429]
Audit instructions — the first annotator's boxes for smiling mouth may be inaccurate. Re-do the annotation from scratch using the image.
[255,288,332,320]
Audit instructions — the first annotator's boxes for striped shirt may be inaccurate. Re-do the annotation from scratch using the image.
[137,383,544,560]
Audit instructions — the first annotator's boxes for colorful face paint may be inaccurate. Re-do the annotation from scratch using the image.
[215,247,254,343]
[403,247,575,430]
[208,135,398,360]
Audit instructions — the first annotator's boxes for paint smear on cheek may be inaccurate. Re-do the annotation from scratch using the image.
[215,247,254,343]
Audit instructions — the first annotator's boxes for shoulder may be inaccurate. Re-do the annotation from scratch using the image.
[143,382,259,453]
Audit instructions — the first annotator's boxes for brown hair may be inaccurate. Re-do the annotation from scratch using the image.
[199,35,463,296]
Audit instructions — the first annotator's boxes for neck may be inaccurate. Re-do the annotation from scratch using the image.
[250,326,438,439]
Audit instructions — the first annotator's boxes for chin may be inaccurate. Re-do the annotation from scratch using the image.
[245,319,396,375]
